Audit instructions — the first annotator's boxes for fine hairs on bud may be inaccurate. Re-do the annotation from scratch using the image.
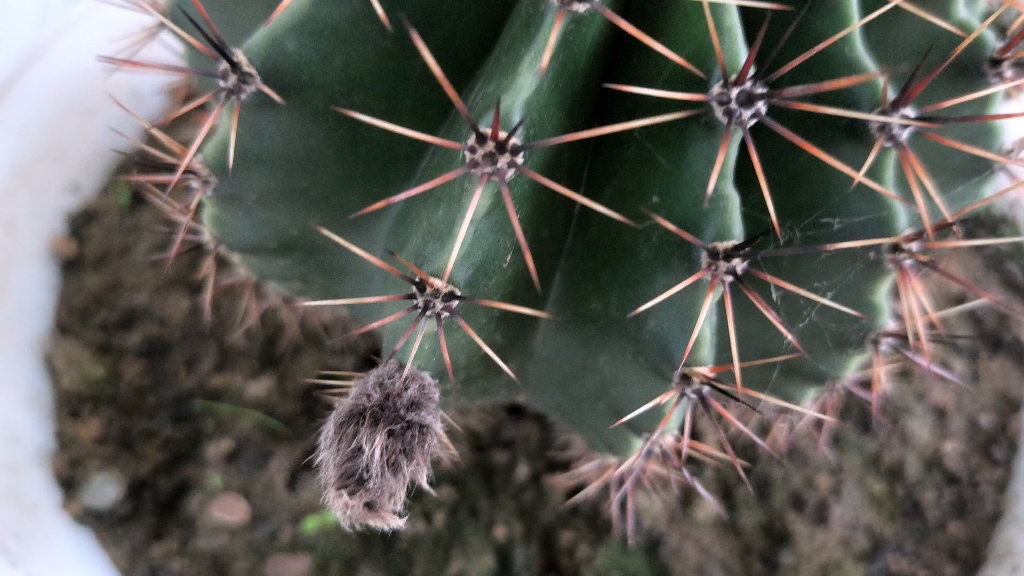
[314,361,449,531]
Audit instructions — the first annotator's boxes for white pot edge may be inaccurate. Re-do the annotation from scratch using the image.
[0,4,176,576]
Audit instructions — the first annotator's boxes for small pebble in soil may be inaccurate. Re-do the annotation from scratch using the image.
[491,522,510,544]
[203,437,237,463]
[1009,413,1022,438]
[77,469,127,513]
[75,416,105,444]
[49,234,80,262]
[204,491,253,528]
[977,411,1000,432]
[512,460,531,485]
[48,336,107,394]
[264,552,313,576]
[244,374,276,401]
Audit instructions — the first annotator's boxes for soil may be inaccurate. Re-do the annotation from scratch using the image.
[50,171,1024,576]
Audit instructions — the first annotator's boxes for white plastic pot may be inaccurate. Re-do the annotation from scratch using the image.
[0,3,174,575]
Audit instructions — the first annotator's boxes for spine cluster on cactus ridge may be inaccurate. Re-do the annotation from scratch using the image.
[333,17,716,293]
[627,215,865,394]
[605,1,1002,240]
[101,0,1024,538]
[136,185,317,345]
[101,0,284,192]
[302,226,551,387]
[112,98,315,344]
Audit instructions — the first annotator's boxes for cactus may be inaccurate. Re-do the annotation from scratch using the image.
[107,0,1024,533]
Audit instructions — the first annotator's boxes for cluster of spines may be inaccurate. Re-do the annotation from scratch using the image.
[102,0,323,347]
[102,0,1024,537]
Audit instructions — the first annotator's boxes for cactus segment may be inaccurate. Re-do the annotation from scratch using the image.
[197,0,521,301]
[525,2,751,453]
[718,0,906,402]
[171,0,1014,459]
[359,7,620,403]
[728,0,1007,402]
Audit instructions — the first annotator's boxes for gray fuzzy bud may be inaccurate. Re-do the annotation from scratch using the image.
[314,361,448,531]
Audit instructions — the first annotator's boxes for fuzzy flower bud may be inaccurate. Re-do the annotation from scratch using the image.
[314,361,449,531]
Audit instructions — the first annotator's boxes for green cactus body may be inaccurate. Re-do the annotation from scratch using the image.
[164,0,1010,481]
